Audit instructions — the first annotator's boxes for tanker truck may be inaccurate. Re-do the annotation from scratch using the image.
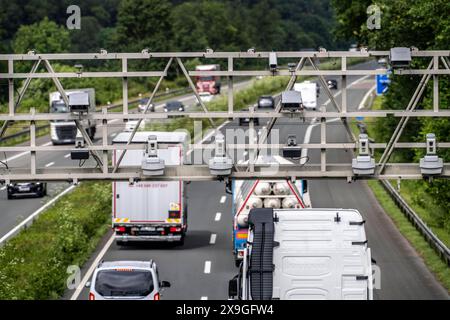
[231,179,307,266]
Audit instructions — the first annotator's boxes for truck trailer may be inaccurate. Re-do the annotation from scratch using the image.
[293,81,318,110]
[112,131,189,245]
[229,208,374,300]
[232,178,307,266]
[49,88,97,144]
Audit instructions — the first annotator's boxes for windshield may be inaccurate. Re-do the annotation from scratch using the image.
[259,98,273,106]
[95,270,154,297]
[51,101,68,113]
[166,101,182,109]
[199,76,214,81]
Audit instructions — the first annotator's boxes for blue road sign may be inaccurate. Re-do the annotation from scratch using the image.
[376,73,391,95]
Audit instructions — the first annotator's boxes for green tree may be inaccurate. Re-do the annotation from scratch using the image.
[116,0,172,52]
[12,17,70,54]
[331,0,450,229]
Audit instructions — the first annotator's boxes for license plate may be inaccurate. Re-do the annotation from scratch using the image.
[141,227,156,231]
[19,187,30,192]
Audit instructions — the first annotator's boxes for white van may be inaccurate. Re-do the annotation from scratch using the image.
[293,81,318,110]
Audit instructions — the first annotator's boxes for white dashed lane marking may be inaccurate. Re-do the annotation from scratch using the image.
[45,162,55,167]
[209,234,217,244]
[204,261,211,274]
[220,196,226,204]
[214,212,222,222]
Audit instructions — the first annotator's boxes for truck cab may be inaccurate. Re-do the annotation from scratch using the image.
[195,64,221,95]
[49,89,96,144]
[229,208,374,300]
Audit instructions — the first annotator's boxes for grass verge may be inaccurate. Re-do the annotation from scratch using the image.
[0,182,111,299]
[367,180,450,292]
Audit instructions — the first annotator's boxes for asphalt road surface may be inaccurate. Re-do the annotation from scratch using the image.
[0,62,447,300]
[73,61,448,300]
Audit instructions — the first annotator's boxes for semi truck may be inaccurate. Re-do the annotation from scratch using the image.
[49,88,97,144]
[228,208,374,300]
[195,64,221,95]
[231,178,307,266]
[293,81,318,110]
[112,131,189,245]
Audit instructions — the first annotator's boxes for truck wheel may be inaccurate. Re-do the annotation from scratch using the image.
[116,241,125,246]
[7,192,13,200]
[177,236,185,246]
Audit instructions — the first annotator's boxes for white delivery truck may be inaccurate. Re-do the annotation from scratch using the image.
[229,208,374,300]
[293,81,317,110]
[49,88,97,144]
[112,131,189,245]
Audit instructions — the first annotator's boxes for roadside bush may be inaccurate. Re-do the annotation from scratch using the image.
[0,182,111,300]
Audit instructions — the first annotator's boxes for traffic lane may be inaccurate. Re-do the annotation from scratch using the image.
[305,91,449,299]
[75,181,234,300]
[309,180,449,300]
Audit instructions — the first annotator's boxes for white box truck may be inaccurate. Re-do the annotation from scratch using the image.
[112,131,189,245]
[49,88,97,144]
[229,208,374,300]
[293,81,318,110]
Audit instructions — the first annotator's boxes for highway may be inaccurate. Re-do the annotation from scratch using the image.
[71,61,447,300]
[1,62,448,300]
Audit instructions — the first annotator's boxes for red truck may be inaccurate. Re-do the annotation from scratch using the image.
[195,64,221,95]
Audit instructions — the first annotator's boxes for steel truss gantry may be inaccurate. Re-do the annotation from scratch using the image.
[0,49,449,183]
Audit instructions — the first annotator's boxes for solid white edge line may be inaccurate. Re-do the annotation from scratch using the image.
[0,185,76,246]
[358,84,377,110]
[204,261,211,274]
[70,233,115,300]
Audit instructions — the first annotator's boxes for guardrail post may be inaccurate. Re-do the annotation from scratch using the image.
[228,56,233,115]
[30,108,36,175]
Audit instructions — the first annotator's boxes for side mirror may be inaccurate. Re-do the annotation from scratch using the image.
[160,281,171,288]
[228,277,238,298]
[85,281,91,288]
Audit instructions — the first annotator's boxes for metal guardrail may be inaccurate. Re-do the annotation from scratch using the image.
[380,180,450,266]
[0,87,190,144]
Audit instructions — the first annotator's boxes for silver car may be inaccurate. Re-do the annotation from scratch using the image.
[87,260,170,300]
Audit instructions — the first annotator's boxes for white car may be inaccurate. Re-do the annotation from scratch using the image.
[87,260,170,300]
[198,92,214,104]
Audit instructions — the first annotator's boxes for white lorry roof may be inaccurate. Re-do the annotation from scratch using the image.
[195,64,219,70]
[113,131,188,144]
[271,208,372,300]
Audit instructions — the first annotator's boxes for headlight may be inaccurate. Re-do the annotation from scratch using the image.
[164,108,168,112]
[179,107,183,111]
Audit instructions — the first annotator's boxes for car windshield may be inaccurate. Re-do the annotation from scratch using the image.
[199,76,214,81]
[95,270,154,297]
[259,98,273,106]
[166,101,182,109]
[51,101,68,113]
[139,98,149,105]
